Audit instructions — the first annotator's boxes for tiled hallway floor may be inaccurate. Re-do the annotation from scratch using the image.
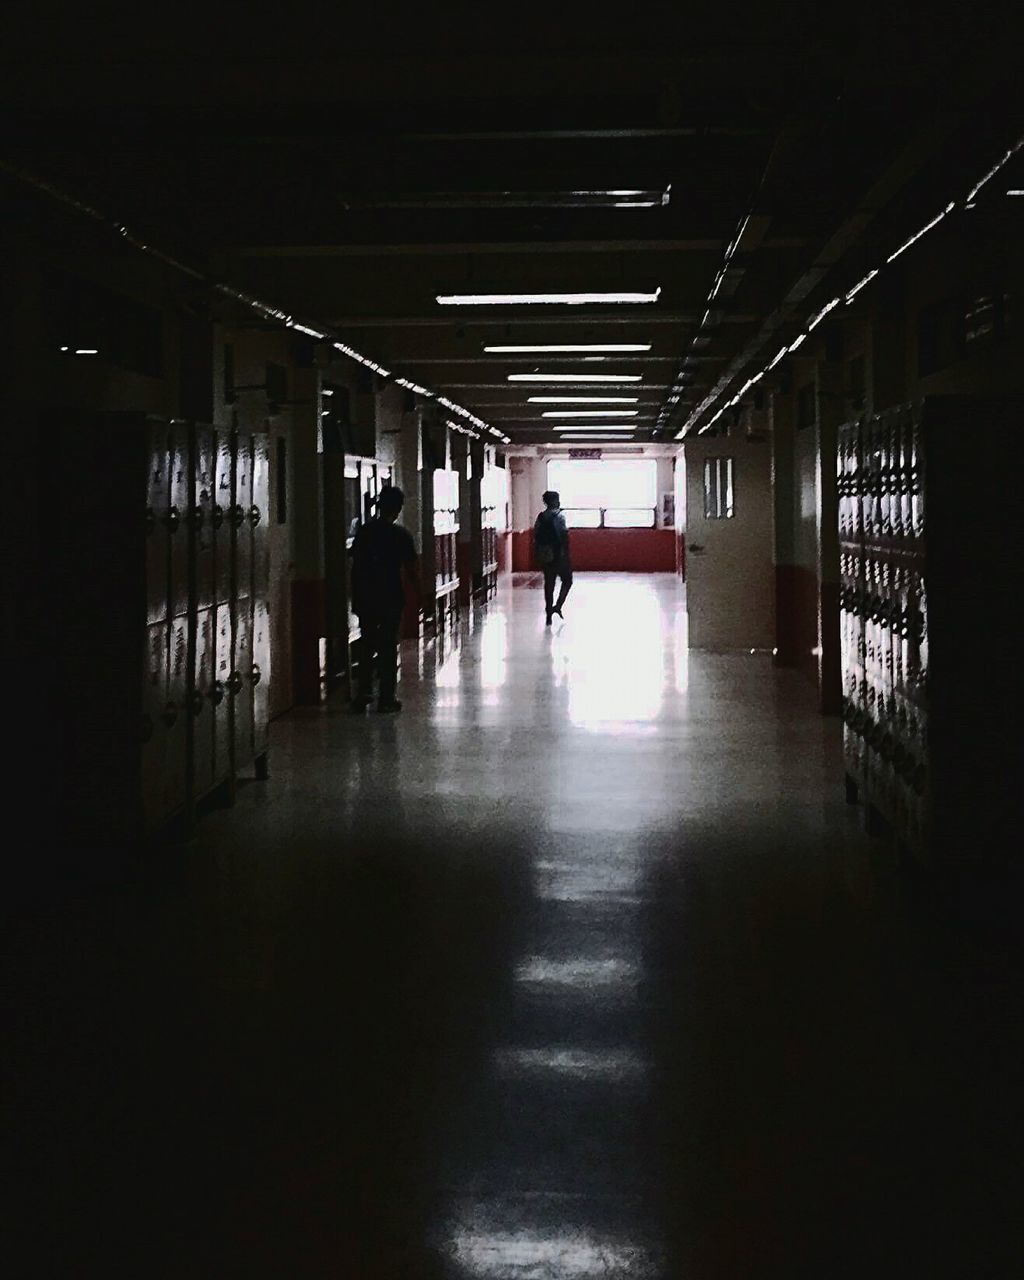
[4,574,1021,1278]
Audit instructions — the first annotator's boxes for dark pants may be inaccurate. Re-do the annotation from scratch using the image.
[355,611,401,703]
[543,561,573,614]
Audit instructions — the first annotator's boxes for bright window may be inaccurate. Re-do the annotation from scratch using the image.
[546,460,657,528]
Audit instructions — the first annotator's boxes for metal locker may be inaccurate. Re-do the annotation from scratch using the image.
[194,426,217,612]
[164,613,189,816]
[252,597,271,755]
[169,419,191,620]
[190,606,217,795]
[231,600,254,763]
[142,621,169,826]
[214,430,233,604]
[233,434,254,601]
[146,422,170,624]
[213,603,233,780]
[251,433,270,599]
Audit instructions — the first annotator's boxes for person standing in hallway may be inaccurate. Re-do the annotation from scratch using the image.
[350,485,418,713]
[534,489,573,625]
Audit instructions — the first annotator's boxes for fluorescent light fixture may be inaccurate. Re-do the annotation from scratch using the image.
[845,269,879,303]
[59,345,69,351]
[321,388,334,396]
[542,410,639,418]
[1008,189,1024,196]
[75,348,98,355]
[436,289,661,306]
[528,396,639,404]
[886,202,956,264]
[508,373,642,383]
[483,343,652,353]
[288,321,326,339]
[807,296,841,331]
[393,376,435,398]
[767,345,788,370]
[965,136,1024,204]
[557,433,635,440]
[788,333,808,353]
[332,341,390,378]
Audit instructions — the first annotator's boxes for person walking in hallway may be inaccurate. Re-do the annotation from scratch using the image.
[534,489,573,625]
[350,485,418,713]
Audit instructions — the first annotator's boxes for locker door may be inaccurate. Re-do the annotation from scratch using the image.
[232,602,254,764]
[213,603,233,779]
[194,427,216,612]
[146,423,170,624]
[191,606,216,795]
[142,622,169,826]
[252,597,271,754]
[214,430,233,604]
[164,613,189,815]
[251,432,270,598]
[234,434,254,600]
[169,419,191,619]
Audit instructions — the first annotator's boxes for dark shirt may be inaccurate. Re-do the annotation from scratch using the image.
[350,517,417,615]
[534,508,569,564]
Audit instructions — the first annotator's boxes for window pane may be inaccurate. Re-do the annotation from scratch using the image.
[562,508,602,528]
[604,508,655,528]
[547,459,657,510]
[703,457,735,519]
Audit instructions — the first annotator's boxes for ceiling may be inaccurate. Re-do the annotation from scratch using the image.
[1,3,1017,444]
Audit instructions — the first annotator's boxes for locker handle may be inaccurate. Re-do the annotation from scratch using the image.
[164,506,181,530]
[209,681,225,706]
[213,505,225,529]
[249,504,262,526]
[189,690,204,715]
[161,701,178,728]
[227,671,244,695]
[249,664,262,686]
[230,504,246,528]
[190,507,205,529]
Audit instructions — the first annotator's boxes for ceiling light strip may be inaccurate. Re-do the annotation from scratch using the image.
[483,344,652,353]
[437,289,661,306]
[684,130,1024,439]
[0,160,510,449]
[508,373,642,383]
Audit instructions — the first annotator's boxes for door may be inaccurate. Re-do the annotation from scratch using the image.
[191,606,217,795]
[164,613,189,815]
[142,621,169,825]
[232,601,254,766]
[683,434,775,650]
[252,597,271,753]
[146,423,170,624]
[213,603,233,780]
[234,433,253,600]
[214,430,233,604]
[168,419,191,620]
[194,426,216,612]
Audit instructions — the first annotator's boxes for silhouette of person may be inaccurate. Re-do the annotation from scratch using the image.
[350,485,418,712]
[534,489,573,625]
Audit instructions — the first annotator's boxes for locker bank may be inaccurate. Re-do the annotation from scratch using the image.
[2,13,1022,1279]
